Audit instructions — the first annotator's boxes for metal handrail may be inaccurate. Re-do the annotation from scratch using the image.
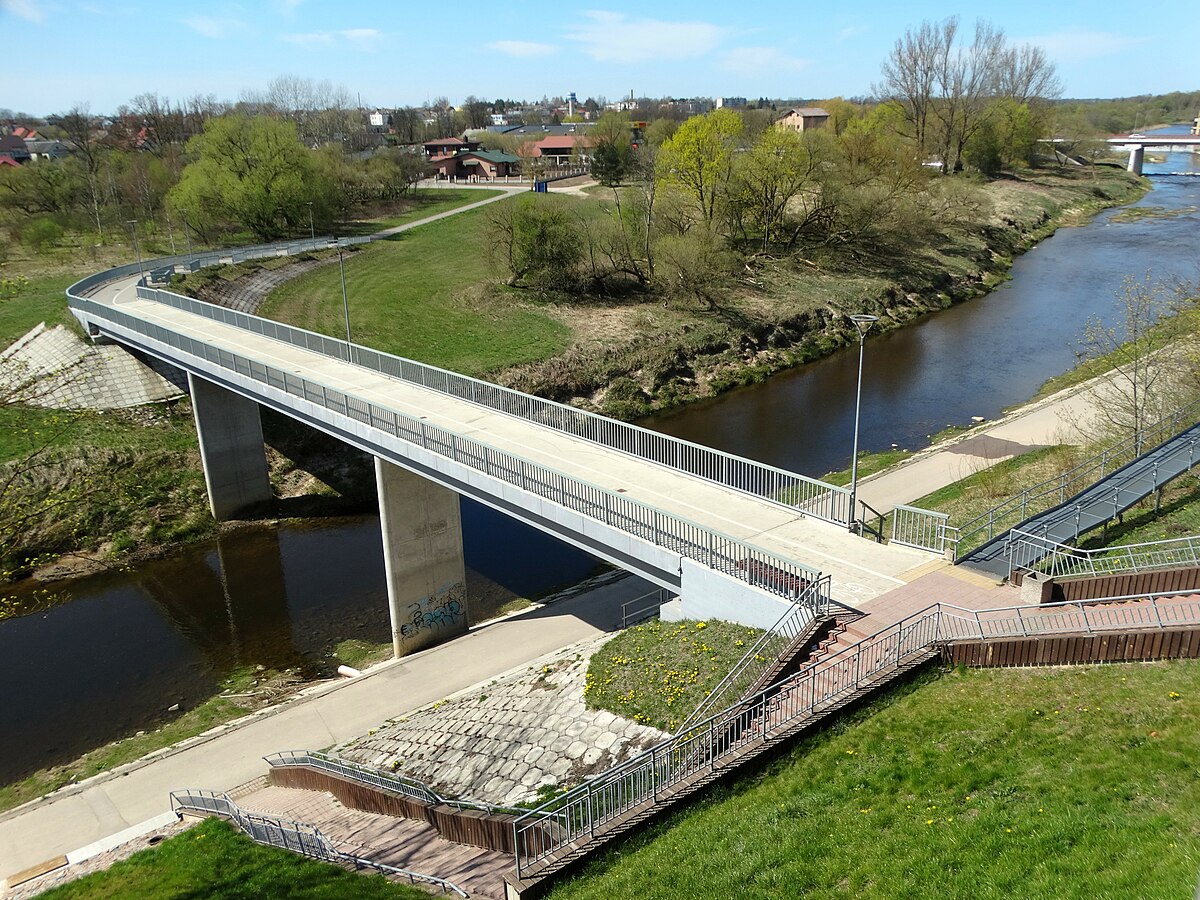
[510,587,1200,877]
[955,397,1200,555]
[619,588,670,628]
[1005,529,1200,579]
[892,504,959,554]
[125,281,851,526]
[169,789,467,895]
[264,750,523,816]
[675,575,828,734]
[67,292,831,615]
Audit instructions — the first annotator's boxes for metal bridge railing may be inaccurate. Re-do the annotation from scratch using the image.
[510,588,1200,877]
[1004,529,1200,580]
[675,576,828,735]
[170,789,467,895]
[619,588,672,628]
[68,294,830,617]
[125,282,851,527]
[264,750,523,816]
[891,504,959,554]
[954,397,1200,557]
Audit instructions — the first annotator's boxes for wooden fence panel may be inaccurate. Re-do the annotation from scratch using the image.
[945,627,1200,668]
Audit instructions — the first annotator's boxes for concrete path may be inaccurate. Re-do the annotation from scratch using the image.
[855,380,1101,512]
[0,576,646,877]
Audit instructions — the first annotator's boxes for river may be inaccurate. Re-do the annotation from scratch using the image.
[2,132,1197,784]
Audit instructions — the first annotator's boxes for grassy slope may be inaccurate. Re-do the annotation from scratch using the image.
[549,661,1200,900]
[261,203,572,375]
[585,619,769,733]
[39,816,427,899]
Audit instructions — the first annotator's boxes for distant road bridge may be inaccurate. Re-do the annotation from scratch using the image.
[1105,134,1200,175]
[68,244,938,657]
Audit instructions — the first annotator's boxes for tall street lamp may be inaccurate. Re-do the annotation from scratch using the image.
[334,238,352,358]
[180,208,194,256]
[127,219,145,282]
[306,202,315,242]
[847,313,879,534]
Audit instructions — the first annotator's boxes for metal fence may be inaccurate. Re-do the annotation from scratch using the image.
[169,789,466,895]
[264,750,521,815]
[122,281,851,526]
[891,504,959,554]
[619,588,671,628]
[68,294,830,615]
[955,398,1200,557]
[1004,529,1200,579]
[675,576,828,734]
[510,587,1200,877]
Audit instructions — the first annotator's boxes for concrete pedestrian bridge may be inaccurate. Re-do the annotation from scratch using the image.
[67,244,938,656]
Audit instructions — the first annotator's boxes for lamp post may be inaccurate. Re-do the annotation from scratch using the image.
[180,208,194,256]
[847,313,879,534]
[334,238,352,358]
[306,202,315,242]
[127,219,144,281]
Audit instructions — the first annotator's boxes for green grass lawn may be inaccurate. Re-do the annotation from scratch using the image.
[0,272,81,346]
[549,660,1200,900]
[261,203,572,376]
[585,619,770,733]
[38,816,427,899]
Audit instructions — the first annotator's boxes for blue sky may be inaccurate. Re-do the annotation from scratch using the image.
[1,0,1196,115]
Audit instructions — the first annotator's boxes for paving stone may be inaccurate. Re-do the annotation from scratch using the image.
[594,731,618,751]
[564,740,587,760]
[582,747,604,766]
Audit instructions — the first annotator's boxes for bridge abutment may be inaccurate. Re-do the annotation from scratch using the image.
[375,457,468,657]
[1127,145,1144,175]
[189,374,273,520]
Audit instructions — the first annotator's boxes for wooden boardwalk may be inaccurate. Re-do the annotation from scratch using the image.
[237,786,511,899]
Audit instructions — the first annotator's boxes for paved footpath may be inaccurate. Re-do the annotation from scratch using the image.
[0,576,648,879]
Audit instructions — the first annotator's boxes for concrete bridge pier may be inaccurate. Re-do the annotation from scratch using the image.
[375,458,468,657]
[189,373,273,520]
[1127,145,1144,175]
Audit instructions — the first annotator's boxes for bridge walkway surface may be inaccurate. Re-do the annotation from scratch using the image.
[959,421,1200,577]
[86,275,932,607]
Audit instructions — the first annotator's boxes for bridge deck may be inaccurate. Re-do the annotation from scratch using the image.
[96,277,933,607]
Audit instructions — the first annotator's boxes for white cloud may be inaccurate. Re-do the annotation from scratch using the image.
[1,0,44,22]
[275,0,302,15]
[565,11,724,63]
[1025,30,1150,64]
[838,25,868,42]
[282,31,334,46]
[490,39,557,58]
[721,46,809,77]
[341,28,381,45]
[183,16,248,39]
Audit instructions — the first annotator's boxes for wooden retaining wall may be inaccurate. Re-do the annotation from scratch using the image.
[944,626,1200,668]
[269,766,520,853]
[1051,567,1200,603]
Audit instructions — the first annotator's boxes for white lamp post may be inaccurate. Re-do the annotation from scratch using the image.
[127,219,144,281]
[847,313,879,534]
[334,238,352,358]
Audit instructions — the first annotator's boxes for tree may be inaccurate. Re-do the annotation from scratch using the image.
[168,114,320,239]
[486,195,584,289]
[656,108,743,227]
[58,104,106,236]
[589,113,634,187]
[462,96,491,129]
[1078,273,1196,444]
[730,127,823,250]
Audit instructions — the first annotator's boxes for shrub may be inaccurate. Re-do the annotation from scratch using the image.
[21,218,64,253]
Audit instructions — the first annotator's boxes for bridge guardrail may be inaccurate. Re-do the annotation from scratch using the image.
[891,504,958,554]
[127,282,851,527]
[1005,529,1200,580]
[68,293,830,615]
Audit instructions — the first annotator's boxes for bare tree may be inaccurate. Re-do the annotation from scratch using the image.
[876,20,942,154]
[58,103,106,236]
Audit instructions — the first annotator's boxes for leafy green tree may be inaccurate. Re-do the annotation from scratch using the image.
[591,140,634,187]
[656,108,744,227]
[730,127,823,250]
[487,195,584,289]
[169,114,320,239]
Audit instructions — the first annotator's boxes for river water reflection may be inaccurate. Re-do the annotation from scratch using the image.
[3,133,1197,783]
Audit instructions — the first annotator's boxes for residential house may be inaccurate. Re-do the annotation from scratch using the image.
[24,139,70,161]
[421,136,480,158]
[716,97,748,109]
[775,107,830,132]
[523,134,594,165]
[0,134,31,164]
[428,148,520,180]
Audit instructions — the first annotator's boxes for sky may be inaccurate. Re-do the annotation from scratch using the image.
[1,0,1197,116]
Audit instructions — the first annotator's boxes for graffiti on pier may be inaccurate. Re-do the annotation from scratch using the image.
[399,593,465,639]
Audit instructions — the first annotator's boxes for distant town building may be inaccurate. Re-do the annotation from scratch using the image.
[775,107,830,133]
[368,110,390,133]
[24,139,70,161]
[0,134,31,164]
[716,97,748,108]
[1193,114,1200,136]
[422,136,480,158]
